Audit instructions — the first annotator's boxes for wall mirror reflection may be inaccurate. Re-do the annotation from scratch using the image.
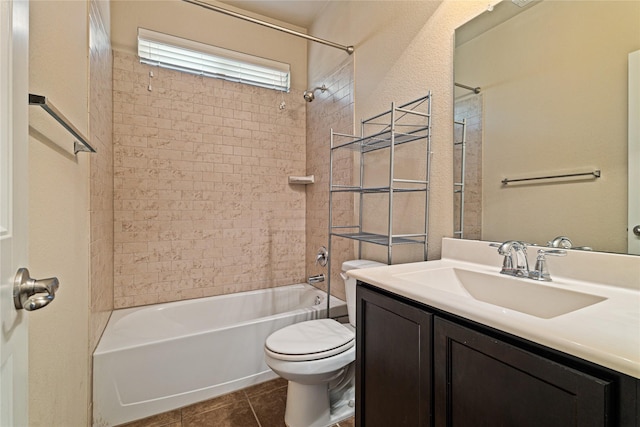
[454,0,640,255]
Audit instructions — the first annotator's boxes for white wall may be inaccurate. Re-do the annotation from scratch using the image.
[110,0,308,92]
[29,0,91,425]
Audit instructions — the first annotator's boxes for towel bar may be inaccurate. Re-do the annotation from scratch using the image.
[29,93,96,154]
[502,170,600,185]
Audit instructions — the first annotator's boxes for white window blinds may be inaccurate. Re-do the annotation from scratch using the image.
[138,28,290,92]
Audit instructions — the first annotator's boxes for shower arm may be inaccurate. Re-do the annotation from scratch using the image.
[181,0,354,55]
[303,85,327,102]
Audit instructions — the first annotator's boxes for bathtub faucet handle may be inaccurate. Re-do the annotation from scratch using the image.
[316,246,328,267]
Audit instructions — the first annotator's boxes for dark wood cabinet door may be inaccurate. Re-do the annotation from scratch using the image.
[356,285,433,427]
[434,318,613,427]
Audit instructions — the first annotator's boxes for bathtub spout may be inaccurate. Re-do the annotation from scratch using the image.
[308,274,325,285]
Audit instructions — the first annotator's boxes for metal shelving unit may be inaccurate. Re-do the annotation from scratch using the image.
[328,92,432,270]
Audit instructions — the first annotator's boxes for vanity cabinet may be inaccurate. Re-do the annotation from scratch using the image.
[435,318,610,426]
[356,285,433,427]
[356,283,639,427]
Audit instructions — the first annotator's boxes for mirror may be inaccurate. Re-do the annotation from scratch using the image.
[454,0,640,254]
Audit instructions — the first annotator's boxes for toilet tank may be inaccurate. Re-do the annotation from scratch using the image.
[341,260,386,326]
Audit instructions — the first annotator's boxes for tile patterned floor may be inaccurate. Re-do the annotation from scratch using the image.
[116,378,355,427]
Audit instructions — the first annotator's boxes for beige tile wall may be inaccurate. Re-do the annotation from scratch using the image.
[89,0,114,352]
[113,51,307,308]
[305,57,355,301]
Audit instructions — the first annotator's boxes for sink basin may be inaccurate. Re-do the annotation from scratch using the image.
[394,267,607,319]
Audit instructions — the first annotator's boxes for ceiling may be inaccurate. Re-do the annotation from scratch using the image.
[217,0,329,28]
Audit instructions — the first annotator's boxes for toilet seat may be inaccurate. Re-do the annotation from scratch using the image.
[265,319,354,362]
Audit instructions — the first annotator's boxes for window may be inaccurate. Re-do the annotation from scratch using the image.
[138,28,290,92]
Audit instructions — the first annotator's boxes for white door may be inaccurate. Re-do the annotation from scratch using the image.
[629,50,640,255]
[0,0,30,425]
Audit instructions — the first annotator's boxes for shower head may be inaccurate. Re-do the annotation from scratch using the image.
[303,85,327,102]
[303,90,315,102]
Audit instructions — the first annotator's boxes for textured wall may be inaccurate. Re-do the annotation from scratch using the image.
[113,51,307,308]
[28,1,91,425]
[309,1,490,261]
[110,0,307,96]
[305,57,355,301]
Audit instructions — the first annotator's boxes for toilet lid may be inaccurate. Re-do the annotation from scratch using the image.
[265,319,355,361]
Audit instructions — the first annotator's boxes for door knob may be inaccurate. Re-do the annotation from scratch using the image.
[13,268,59,311]
[633,225,640,237]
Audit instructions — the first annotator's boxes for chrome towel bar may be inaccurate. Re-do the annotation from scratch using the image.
[502,169,600,185]
[29,93,96,154]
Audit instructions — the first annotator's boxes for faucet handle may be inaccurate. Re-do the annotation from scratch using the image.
[547,236,573,248]
[529,249,566,281]
[540,249,567,256]
[315,246,328,267]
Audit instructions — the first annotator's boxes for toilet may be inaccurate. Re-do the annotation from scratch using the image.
[264,260,385,427]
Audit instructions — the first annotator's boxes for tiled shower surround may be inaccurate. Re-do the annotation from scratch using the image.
[305,57,355,301]
[113,51,307,308]
[89,0,114,352]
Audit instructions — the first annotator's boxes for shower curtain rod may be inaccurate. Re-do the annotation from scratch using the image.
[455,83,481,94]
[181,0,354,54]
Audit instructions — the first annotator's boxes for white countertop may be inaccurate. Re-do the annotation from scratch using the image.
[348,238,640,379]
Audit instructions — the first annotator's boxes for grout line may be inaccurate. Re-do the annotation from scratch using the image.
[245,393,263,427]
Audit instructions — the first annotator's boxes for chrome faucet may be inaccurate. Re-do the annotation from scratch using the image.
[496,240,529,277]
[492,241,569,281]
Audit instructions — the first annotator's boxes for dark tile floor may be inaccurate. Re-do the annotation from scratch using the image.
[117,378,355,427]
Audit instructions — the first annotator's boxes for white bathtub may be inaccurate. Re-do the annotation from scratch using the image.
[93,284,346,426]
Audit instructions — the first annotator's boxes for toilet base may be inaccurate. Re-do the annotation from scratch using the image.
[284,378,355,427]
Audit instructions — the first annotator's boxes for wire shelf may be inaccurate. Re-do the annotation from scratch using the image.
[330,231,427,246]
